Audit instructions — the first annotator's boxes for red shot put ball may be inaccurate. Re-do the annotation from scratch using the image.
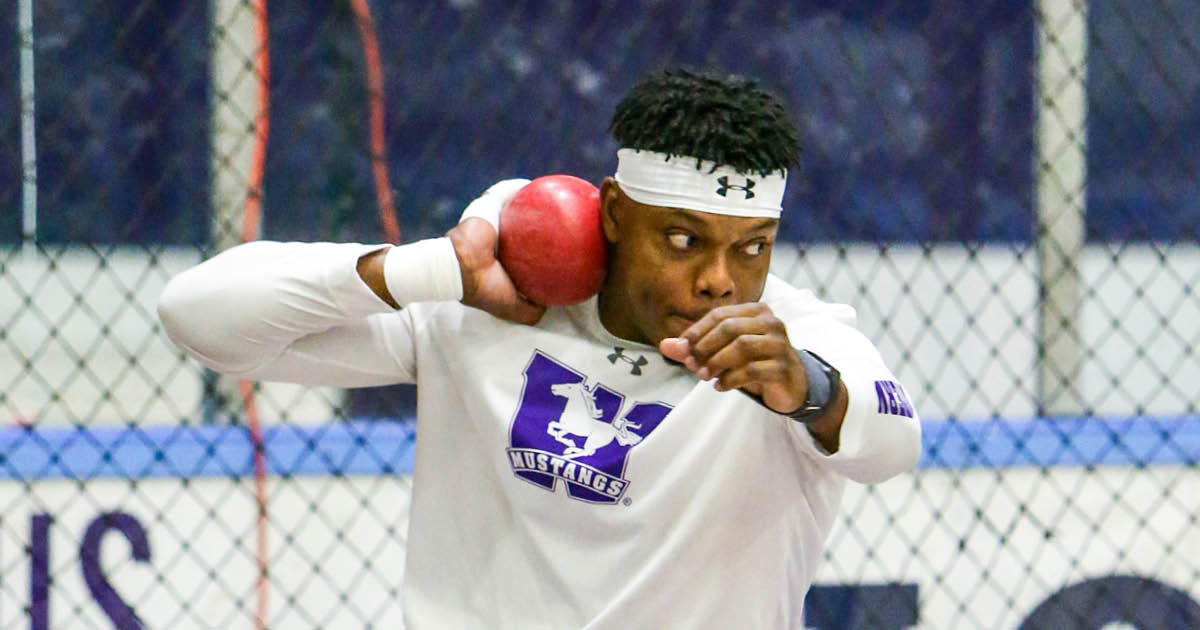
[498,175,606,306]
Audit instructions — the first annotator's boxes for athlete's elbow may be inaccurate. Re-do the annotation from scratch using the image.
[157,271,245,373]
[845,415,922,484]
[894,415,923,473]
[882,416,923,481]
[158,272,201,352]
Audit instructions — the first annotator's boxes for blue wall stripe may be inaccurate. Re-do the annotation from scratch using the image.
[0,420,417,481]
[0,415,1194,481]
[918,415,1199,469]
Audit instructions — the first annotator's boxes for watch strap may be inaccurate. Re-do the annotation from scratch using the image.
[786,349,841,422]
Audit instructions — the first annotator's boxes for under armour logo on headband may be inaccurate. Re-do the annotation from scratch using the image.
[615,149,785,218]
[716,176,756,200]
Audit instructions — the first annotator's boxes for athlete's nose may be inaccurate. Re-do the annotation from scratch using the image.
[696,253,735,301]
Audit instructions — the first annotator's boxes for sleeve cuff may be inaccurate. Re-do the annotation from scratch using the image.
[794,368,922,484]
[382,238,464,307]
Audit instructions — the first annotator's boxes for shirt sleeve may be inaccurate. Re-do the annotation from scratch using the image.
[765,276,922,484]
[157,240,419,387]
[797,317,922,484]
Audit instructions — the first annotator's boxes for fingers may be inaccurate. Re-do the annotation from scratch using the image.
[473,261,546,325]
[700,345,805,413]
[658,337,691,363]
[479,290,546,325]
[709,358,786,392]
[452,217,500,260]
[700,333,790,380]
[663,303,803,410]
[500,295,546,326]
[681,304,786,367]
[448,213,546,325]
[682,303,769,345]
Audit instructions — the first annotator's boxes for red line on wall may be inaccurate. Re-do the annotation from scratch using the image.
[240,0,272,628]
[351,0,402,244]
[236,4,392,626]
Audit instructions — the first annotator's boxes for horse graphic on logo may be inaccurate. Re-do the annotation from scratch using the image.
[507,350,673,503]
[547,381,643,459]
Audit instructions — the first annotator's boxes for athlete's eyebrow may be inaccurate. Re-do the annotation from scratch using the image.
[659,210,778,237]
[657,209,707,227]
[743,218,778,233]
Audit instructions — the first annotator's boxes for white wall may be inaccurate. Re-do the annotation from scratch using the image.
[827,464,1199,629]
[0,475,412,629]
[773,241,1200,420]
[0,247,344,425]
[2,466,1194,629]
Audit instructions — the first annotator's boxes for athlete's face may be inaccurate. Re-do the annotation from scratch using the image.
[596,178,777,346]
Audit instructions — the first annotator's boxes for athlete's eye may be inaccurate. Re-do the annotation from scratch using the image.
[742,241,767,256]
[667,233,696,250]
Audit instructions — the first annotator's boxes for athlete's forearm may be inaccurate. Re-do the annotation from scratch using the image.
[357,248,398,309]
[813,359,921,484]
[803,380,849,453]
[790,316,921,483]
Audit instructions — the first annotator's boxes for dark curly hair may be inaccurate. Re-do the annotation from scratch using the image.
[609,67,801,177]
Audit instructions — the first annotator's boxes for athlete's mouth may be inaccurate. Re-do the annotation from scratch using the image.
[667,310,707,334]
[675,307,709,321]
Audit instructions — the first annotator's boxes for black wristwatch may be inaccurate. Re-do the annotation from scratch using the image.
[787,350,841,423]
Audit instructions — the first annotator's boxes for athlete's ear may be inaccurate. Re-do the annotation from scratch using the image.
[600,177,623,244]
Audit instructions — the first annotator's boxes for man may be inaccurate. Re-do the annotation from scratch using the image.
[159,68,920,628]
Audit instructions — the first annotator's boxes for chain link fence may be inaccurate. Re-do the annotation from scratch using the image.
[2,1,1198,627]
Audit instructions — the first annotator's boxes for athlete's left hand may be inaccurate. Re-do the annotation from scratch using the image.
[659,303,807,415]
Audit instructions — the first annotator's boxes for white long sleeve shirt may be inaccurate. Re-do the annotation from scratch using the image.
[158,240,921,629]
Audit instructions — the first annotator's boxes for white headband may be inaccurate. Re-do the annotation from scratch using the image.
[613,148,787,219]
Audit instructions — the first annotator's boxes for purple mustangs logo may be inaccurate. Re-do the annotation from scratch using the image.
[507,350,672,504]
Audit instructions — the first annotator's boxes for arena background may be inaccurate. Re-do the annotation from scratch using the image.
[2,1,1198,628]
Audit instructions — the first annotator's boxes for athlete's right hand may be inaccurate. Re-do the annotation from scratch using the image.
[448,195,546,326]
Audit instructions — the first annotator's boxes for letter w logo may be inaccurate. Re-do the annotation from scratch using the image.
[716,175,756,199]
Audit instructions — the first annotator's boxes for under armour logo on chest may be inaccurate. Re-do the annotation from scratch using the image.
[716,175,756,199]
[607,347,648,375]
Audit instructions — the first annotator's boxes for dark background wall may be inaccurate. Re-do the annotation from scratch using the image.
[8,1,1198,246]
